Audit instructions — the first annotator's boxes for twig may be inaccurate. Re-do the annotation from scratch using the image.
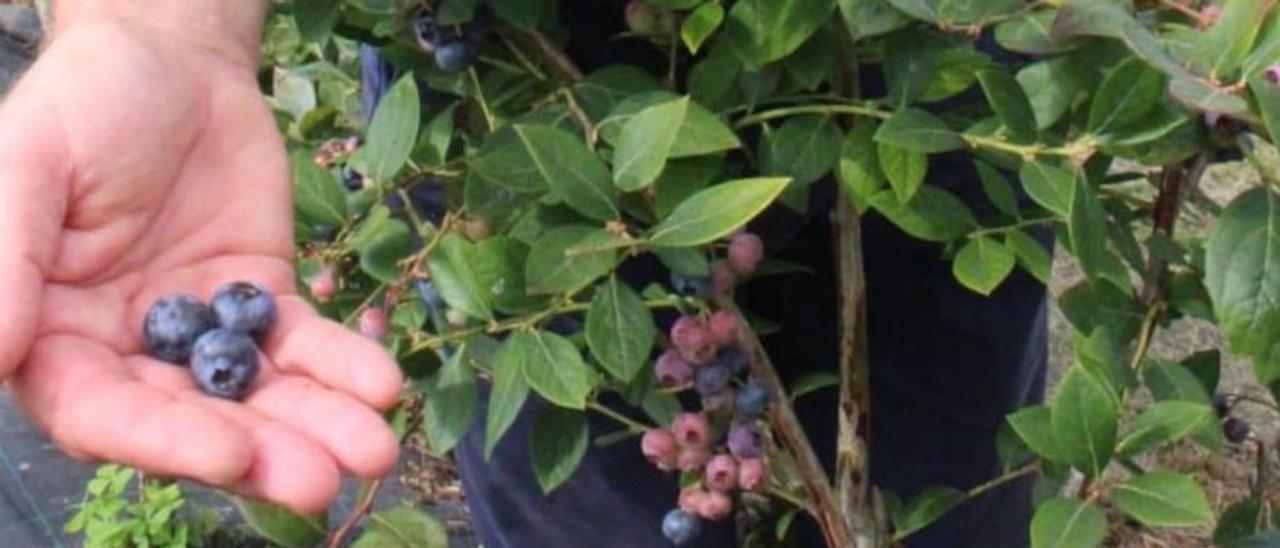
[734,104,890,128]
[527,30,584,83]
[715,299,857,548]
[327,479,385,548]
[965,461,1040,502]
[1139,155,1209,306]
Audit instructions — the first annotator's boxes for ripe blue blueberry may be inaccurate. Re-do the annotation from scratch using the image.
[341,165,364,191]
[191,329,260,400]
[669,272,713,298]
[210,282,278,339]
[416,279,445,310]
[143,295,217,364]
[434,39,476,72]
[736,378,769,419]
[1224,416,1250,443]
[661,508,702,545]
[715,346,748,374]
[694,363,731,397]
[1213,392,1231,418]
[727,421,763,459]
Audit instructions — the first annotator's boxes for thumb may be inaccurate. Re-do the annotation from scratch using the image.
[0,82,69,379]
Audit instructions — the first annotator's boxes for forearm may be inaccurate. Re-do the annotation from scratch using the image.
[49,0,267,68]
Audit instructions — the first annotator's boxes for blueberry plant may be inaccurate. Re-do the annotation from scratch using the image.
[203,0,1280,546]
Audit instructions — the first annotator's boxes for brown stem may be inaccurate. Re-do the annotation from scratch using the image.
[526,30,583,83]
[327,479,385,548]
[715,299,856,548]
[1138,155,1209,306]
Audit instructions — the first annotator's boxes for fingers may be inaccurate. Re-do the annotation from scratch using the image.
[0,88,68,378]
[11,335,253,486]
[262,296,404,410]
[245,371,400,479]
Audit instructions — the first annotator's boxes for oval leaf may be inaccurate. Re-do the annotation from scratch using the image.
[952,236,1016,296]
[1050,365,1117,477]
[233,498,327,548]
[515,330,596,410]
[1030,498,1106,548]
[586,277,657,382]
[530,406,590,493]
[356,75,420,183]
[1113,471,1213,527]
[613,96,690,191]
[512,124,619,221]
[647,177,791,247]
[485,336,531,459]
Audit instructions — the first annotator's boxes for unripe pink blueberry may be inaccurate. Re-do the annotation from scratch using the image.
[671,316,715,364]
[704,454,738,492]
[677,446,710,472]
[309,264,337,303]
[641,428,679,470]
[708,310,739,348]
[697,490,733,521]
[711,260,736,295]
[737,457,766,492]
[727,422,763,459]
[672,413,710,448]
[654,350,694,387]
[678,484,709,514]
[358,307,388,341]
[727,232,764,276]
[1266,63,1280,85]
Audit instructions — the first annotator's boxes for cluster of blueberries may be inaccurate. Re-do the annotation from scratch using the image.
[641,232,772,545]
[414,11,483,73]
[142,282,278,400]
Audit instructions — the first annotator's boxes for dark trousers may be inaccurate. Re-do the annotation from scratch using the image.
[453,176,1049,548]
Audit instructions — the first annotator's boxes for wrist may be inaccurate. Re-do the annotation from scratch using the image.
[51,0,266,68]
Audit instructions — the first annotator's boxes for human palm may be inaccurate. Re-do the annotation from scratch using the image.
[0,21,402,513]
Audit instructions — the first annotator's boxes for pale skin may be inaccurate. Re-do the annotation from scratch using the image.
[0,2,404,514]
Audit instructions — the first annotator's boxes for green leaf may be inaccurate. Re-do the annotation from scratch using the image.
[894,486,965,539]
[1068,170,1128,289]
[1050,365,1117,477]
[1143,361,1225,453]
[1214,498,1268,546]
[233,498,326,548]
[574,65,664,121]
[485,338,531,459]
[1113,471,1213,527]
[1206,188,1280,367]
[422,348,478,453]
[877,143,927,203]
[874,109,964,153]
[1116,401,1215,456]
[974,161,1019,217]
[681,3,724,54]
[512,124,619,221]
[1192,0,1269,81]
[1007,405,1062,462]
[1088,57,1164,135]
[789,371,839,400]
[599,91,741,159]
[468,126,549,193]
[1249,73,1280,148]
[418,105,456,166]
[586,278,657,382]
[612,97,690,191]
[722,0,837,68]
[836,121,886,214]
[995,10,1081,55]
[837,0,910,39]
[1181,349,1222,395]
[1017,56,1093,130]
[427,234,495,321]
[655,156,721,219]
[977,69,1037,143]
[1029,498,1106,548]
[1007,230,1051,285]
[952,236,1016,296]
[436,0,477,24]
[294,0,340,43]
[291,153,347,226]
[1168,75,1250,115]
[356,75,419,183]
[351,507,447,548]
[488,0,542,30]
[868,187,976,242]
[760,116,842,187]
[359,221,416,284]
[525,226,620,295]
[517,330,596,409]
[648,177,790,246]
[530,406,590,493]
[472,237,537,314]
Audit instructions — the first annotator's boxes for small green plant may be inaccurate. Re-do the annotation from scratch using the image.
[65,464,212,548]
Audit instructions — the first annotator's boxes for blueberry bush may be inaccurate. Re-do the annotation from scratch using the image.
[99,0,1280,546]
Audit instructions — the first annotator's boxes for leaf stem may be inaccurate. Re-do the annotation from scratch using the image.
[587,402,650,433]
[733,103,890,128]
[967,216,1057,238]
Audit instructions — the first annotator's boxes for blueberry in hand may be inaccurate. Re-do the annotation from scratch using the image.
[415,279,445,310]
[669,272,713,298]
[434,39,476,72]
[661,509,702,545]
[191,328,260,400]
[694,363,731,396]
[736,378,769,419]
[211,281,278,339]
[143,295,217,364]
